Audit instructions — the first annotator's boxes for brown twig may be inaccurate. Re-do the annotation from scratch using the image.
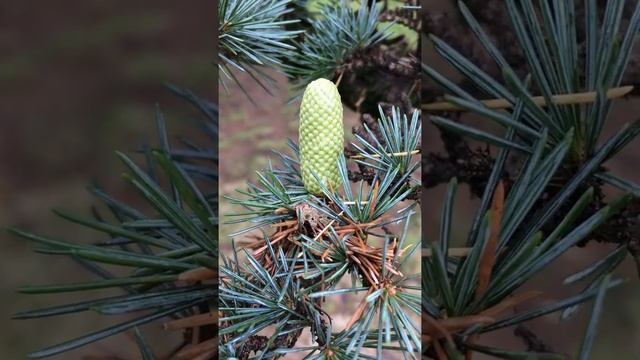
[423,86,634,111]
[349,149,421,159]
[178,267,217,282]
[475,181,504,298]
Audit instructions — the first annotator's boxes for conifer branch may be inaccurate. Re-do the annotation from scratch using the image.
[422,1,640,357]
[12,86,219,358]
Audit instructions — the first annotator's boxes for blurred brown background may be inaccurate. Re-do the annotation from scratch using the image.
[424,1,640,359]
[0,1,215,358]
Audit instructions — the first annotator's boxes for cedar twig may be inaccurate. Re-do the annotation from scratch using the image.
[343,200,369,205]
[423,85,634,111]
[313,211,344,241]
[349,149,421,159]
[335,70,345,87]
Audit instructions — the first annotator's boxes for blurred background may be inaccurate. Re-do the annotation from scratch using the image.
[0,1,215,358]
[424,1,640,359]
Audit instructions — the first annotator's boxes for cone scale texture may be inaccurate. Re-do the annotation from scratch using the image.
[299,78,344,195]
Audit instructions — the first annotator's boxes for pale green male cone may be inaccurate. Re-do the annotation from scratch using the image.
[299,78,344,195]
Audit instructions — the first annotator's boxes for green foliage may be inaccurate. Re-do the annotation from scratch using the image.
[286,0,393,91]
[11,86,218,358]
[353,106,421,176]
[424,0,640,186]
[423,1,640,358]
[218,0,420,99]
[218,0,303,94]
[423,133,630,358]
